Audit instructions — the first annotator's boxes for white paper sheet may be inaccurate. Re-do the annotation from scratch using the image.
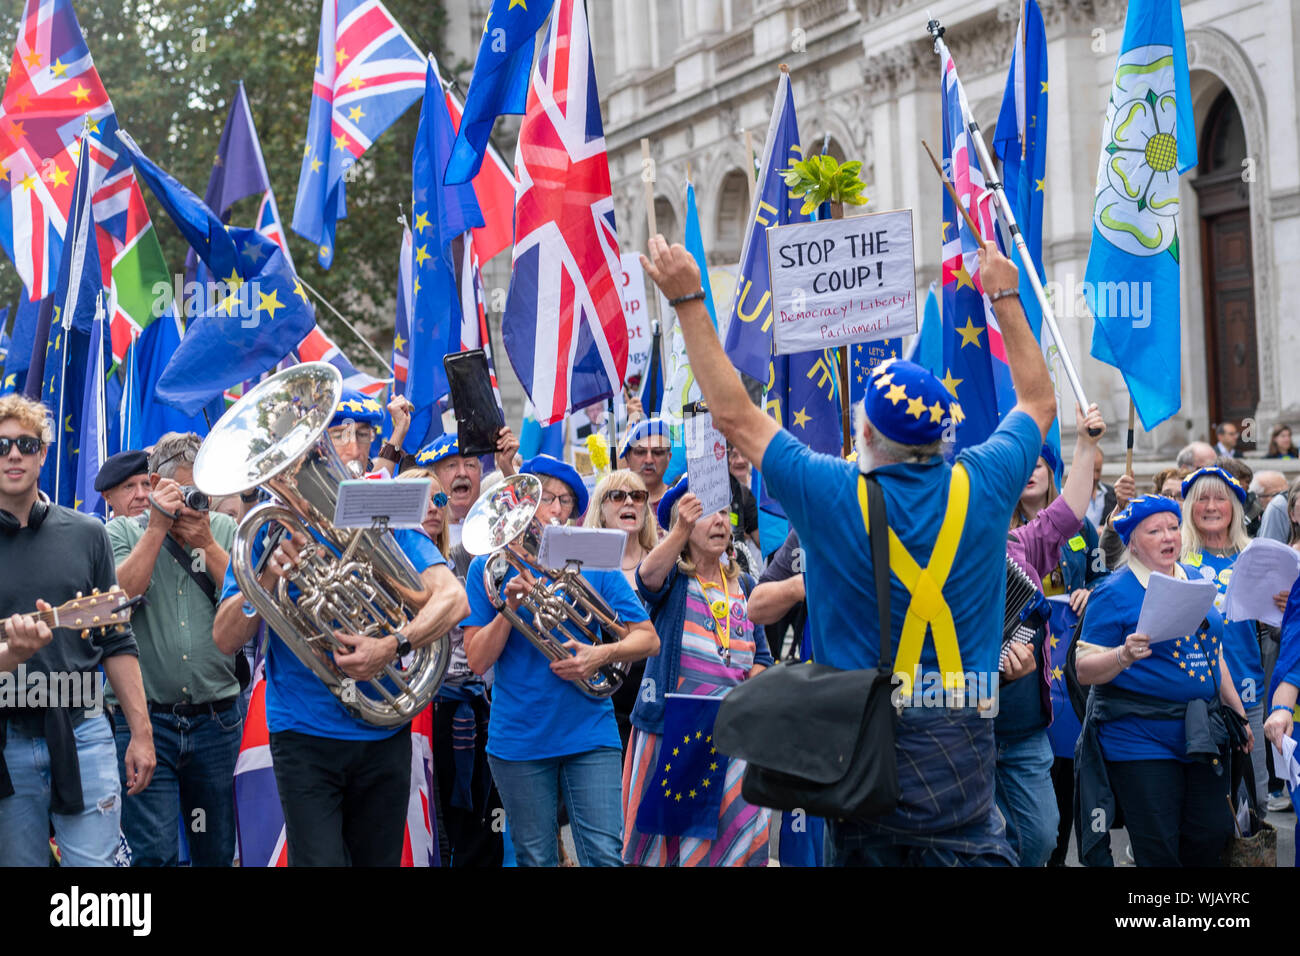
[1135,571,1219,644]
[333,478,429,529]
[1272,735,1300,792]
[1221,537,1300,627]
[538,526,627,570]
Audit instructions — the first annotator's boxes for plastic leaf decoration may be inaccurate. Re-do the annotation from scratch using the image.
[778,155,869,214]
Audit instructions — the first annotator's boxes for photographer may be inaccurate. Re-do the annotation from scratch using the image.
[106,432,242,866]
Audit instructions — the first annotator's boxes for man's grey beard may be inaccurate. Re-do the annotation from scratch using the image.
[852,403,875,474]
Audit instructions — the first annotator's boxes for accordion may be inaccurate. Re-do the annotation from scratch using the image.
[1002,555,1050,669]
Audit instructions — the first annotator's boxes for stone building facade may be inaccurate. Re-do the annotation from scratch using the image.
[443,0,1299,457]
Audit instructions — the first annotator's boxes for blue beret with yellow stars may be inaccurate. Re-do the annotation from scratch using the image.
[1180,465,1247,505]
[329,389,384,428]
[619,417,671,460]
[1112,494,1182,545]
[863,357,961,446]
[415,433,460,466]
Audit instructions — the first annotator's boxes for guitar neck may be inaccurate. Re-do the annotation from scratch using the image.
[0,609,58,641]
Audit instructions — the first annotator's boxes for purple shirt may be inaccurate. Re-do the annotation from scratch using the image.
[1008,495,1083,590]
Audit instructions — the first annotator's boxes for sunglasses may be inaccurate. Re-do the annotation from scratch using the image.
[430,491,448,509]
[604,489,648,505]
[0,435,43,456]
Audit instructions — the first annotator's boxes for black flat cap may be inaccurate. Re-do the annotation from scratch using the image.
[94,449,149,492]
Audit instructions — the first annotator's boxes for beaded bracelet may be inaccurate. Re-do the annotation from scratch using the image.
[1270,704,1295,715]
[668,289,707,307]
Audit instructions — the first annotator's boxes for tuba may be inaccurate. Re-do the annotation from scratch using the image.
[193,362,449,727]
[462,474,629,697]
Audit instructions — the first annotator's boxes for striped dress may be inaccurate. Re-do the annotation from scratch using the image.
[621,577,771,866]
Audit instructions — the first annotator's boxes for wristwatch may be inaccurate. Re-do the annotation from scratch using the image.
[393,632,412,658]
[378,442,401,464]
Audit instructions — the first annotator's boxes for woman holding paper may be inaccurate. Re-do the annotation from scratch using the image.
[1178,466,1273,810]
[621,476,774,866]
[461,455,659,866]
[1072,495,1253,867]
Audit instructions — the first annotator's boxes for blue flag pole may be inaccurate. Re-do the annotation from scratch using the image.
[927,16,1094,424]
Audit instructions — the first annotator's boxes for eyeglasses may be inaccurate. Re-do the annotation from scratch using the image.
[0,435,43,456]
[626,446,669,459]
[329,424,374,447]
[604,488,648,505]
[540,493,576,507]
[430,492,448,509]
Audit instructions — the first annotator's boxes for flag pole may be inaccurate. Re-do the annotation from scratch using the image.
[1125,398,1136,476]
[295,276,396,379]
[640,137,670,407]
[927,16,1096,432]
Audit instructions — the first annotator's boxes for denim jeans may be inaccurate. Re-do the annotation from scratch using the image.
[113,705,242,866]
[995,729,1059,867]
[488,748,623,867]
[0,714,122,866]
[1106,758,1232,866]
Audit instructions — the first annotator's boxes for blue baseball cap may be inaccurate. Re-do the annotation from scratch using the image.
[619,417,671,460]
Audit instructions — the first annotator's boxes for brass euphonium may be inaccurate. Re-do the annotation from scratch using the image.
[193,362,449,727]
[462,474,629,697]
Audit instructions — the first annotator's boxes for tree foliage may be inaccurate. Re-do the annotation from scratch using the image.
[0,0,458,373]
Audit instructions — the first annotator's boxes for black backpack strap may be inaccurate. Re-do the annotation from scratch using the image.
[863,475,893,672]
[160,532,217,605]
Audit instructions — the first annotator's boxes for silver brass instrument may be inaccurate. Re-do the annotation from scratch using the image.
[462,474,629,697]
[193,362,449,727]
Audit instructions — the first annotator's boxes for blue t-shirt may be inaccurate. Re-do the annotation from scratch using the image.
[760,410,1041,684]
[219,526,446,740]
[464,554,650,761]
[1187,550,1265,707]
[1081,564,1222,762]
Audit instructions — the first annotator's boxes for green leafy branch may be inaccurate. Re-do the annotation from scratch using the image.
[778,155,868,215]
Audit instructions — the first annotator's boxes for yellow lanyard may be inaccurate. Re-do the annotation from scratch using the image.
[695,569,732,661]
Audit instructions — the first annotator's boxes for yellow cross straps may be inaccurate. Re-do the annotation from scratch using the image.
[858,465,971,696]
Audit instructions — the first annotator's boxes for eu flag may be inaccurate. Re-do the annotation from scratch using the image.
[1085,0,1196,430]
[722,73,806,384]
[939,50,1001,454]
[633,694,728,839]
[408,58,485,443]
[188,81,273,286]
[445,0,555,185]
[74,298,109,517]
[994,0,1061,482]
[848,338,902,408]
[115,131,318,417]
[290,0,426,268]
[4,290,44,393]
[39,131,103,507]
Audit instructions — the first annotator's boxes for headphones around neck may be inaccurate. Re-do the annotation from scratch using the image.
[0,491,51,535]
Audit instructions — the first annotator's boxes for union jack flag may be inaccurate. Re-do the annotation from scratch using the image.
[940,49,1013,452]
[296,323,386,396]
[501,0,627,427]
[256,190,293,267]
[291,0,425,269]
[0,0,169,365]
[458,231,502,409]
[233,661,438,867]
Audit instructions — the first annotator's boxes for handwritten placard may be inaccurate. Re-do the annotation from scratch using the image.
[767,208,918,355]
[619,252,653,390]
[683,410,730,517]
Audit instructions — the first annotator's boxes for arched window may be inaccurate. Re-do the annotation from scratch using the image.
[1199,90,1247,178]
[715,169,750,263]
[654,197,680,246]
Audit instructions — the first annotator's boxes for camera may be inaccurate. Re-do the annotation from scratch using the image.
[180,485,210,512]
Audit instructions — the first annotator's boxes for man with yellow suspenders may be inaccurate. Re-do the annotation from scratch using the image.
[642,236,1057,865]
